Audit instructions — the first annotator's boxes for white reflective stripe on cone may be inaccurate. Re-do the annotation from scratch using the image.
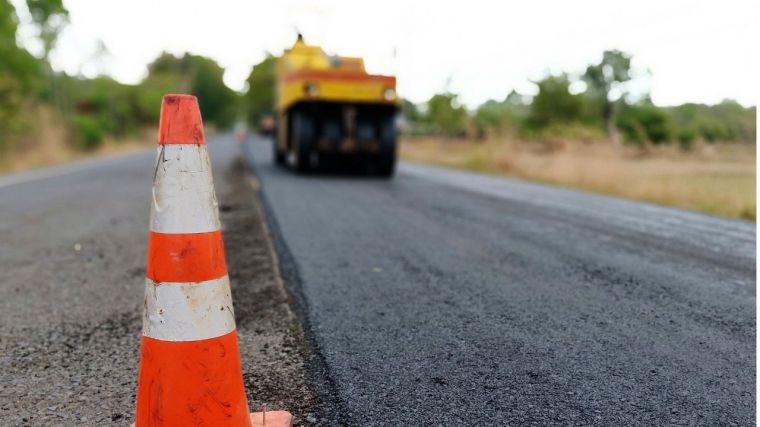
[150,144,221,234]
[143,275,236,341]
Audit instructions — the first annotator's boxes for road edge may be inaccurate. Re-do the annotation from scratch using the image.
[243,146,349,426]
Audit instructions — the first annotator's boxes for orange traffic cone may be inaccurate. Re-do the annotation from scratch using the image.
[132,94,293,427]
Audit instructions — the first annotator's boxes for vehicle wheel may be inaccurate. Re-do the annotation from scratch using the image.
[273,138,285,165]
[289,111,315,173]
[376,115,396,177]
[376,150,396,177]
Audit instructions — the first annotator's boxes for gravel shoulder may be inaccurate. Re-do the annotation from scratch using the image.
[222,157,317,425]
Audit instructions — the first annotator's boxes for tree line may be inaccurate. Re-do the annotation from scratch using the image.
[403,50,755,148]
[1,0,239,156]
[1,0,754,163]
[237,50,756,148]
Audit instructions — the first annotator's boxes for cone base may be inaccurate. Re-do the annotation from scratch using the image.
[250,410,294,427]
[130,411,293,427]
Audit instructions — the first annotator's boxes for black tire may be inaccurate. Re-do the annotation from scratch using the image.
[289,110,315,173]
[273,138,285,165]
[376,115,397,177]
[376,150,396,177]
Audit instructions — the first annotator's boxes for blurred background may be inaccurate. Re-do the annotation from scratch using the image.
[1,0,756,218]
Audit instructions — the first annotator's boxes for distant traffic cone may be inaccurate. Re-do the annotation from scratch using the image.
[132,94,293,427]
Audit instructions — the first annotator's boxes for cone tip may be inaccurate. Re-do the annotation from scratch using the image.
[158,94,206,145]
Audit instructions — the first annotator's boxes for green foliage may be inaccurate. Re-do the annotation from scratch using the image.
[132,73,175,124]
[71,113,103,150]
[1,0,756,161]
[1,2,41,90]
[242,55,276,127]
[402,49,754,147]
[583,50,633,137]
[667,100,755,143]
[583,50,632,101]
[192,57,237,128]
[616,103,672,144]
[3,0,239,154]
[473,100,504,136]
[0,0,42,147]
[421,92,468,136]
[676,128,696,150]
[38,73,142,144]
[77,77,143,134]
[0,75,26,153]
[526,74,584,129]
[399,99,426,135]
[25,0,69,57]
[145,53,238,129]
[401,99,421,123]
[473,90,528,138]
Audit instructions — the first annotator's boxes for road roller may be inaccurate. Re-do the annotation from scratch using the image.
[274,35,398,176]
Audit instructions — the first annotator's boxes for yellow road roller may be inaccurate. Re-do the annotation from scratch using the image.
[274,35,398,176]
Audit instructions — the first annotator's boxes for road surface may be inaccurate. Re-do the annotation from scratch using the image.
[245,135,755,426]
[0,136,313,426]
[0,133,754,426]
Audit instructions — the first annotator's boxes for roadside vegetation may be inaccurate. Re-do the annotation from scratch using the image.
[1,0,238,172]
[402,138,754,220]
[399,51,756,220]
[1,1,754,219]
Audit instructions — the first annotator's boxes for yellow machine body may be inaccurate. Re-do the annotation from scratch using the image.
[276,38,397,112]
[273,36,399,176]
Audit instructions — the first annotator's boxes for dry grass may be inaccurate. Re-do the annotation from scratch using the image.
[400,136,756,220]
[0,107,154,175]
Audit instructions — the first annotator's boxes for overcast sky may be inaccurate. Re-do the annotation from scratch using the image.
[12,0,759,108]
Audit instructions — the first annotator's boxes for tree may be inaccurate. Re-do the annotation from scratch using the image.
[241,54,276,128]
[666,100,756,143]
[144,53,237,128]
[0,0,42,90]
[527,74,584,128]
[401,98,421,123]
[191,55,237,128]
[473,90,528,138]
[398,99,423,134]
[583,50,632,146]
[0,0,45,146]
[25,0,69,114]
[25,0,69,59]
[423,92,468,136]
[616,101,672,145]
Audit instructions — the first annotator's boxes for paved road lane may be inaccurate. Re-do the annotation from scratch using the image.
[0,140,242,425]
[246,136,755,426]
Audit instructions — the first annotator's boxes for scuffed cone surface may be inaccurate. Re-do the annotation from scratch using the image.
[157,94,206,145]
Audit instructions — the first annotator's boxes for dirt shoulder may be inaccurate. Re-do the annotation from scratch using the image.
[221,158,317,425]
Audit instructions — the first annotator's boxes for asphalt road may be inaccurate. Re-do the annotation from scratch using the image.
[1,133,755,426]
[245,136,755,426]
[0,136,314,425]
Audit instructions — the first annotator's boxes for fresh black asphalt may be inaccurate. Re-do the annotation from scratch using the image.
[245,135,755,426]
[1,133,753,426]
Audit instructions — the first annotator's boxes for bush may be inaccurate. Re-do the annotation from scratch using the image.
[472,92,528,139]
[526,74,585,129]
[72,114,103,150]
[617,104,672,145]
[667,100,755,143]
[242,55,276,128]
[421,93,468,136]
[676,128,696,150]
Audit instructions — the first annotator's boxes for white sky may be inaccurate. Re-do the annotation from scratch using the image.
[12,0,759,108]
